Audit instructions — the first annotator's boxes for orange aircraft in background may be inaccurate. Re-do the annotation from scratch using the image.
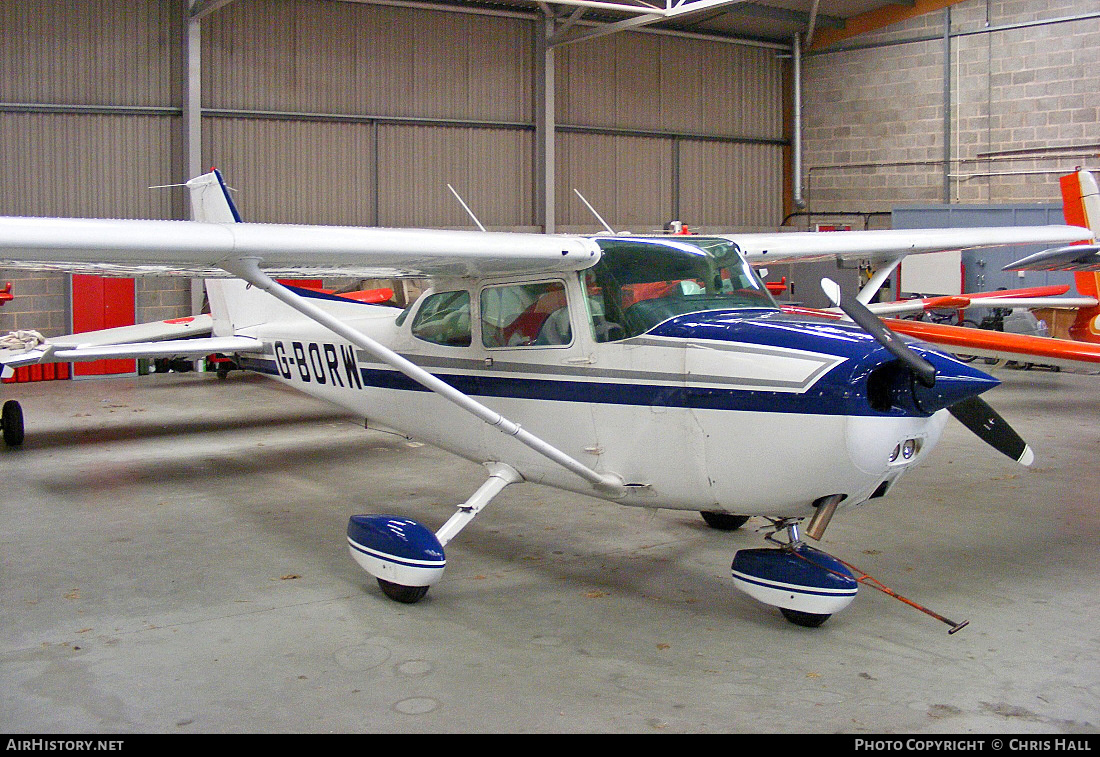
[800,168,1100,371]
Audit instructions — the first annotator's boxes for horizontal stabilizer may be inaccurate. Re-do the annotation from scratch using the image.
[49,314,214,349]
[2,336,263,369]
[1004,244,1100,272]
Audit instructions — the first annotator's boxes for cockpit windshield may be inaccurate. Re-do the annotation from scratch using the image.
[583,237,776,342]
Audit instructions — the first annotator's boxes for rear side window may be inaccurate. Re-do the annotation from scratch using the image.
[481,282,572,348]
[411,290,471,347]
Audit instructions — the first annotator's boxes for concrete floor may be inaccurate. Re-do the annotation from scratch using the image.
[1,366,1098,734]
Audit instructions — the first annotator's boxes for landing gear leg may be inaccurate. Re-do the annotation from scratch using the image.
[347,462,523,604]
[766,522,832,628]
[2,400,24,447]
[434,462,523,548]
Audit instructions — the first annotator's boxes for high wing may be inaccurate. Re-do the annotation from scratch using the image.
[728,225,1093,265]
[0,171,592,377]
[0,173,624,491]
[0,169,1093,378]
[0,210,1089,283]
[0,216,600,279]
[729,224,1092,309]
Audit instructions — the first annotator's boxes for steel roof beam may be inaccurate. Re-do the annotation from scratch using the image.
[189,0,239,20]
[547,0,749,46]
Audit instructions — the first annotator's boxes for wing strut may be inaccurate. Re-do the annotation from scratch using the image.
[856,255,903,305]
[221,257,624,495]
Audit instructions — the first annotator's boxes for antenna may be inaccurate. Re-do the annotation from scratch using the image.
[446,184,486,232]
[573,189,615,234]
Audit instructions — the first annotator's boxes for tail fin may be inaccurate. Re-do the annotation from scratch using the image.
[186,169,251,334]
[1061,170,1100,343]
[186,169,242,224]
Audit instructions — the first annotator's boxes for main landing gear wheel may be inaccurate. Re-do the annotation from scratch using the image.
[779,608,831,628]
[701,511,749,531]
[377,578,429,604]
[2,400,24,447]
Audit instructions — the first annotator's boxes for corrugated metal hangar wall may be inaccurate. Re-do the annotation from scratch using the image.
[0,0,788,336]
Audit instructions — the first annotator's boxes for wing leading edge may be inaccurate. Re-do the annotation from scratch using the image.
[729,225,1094,265]
[0,216,602,279]
[0,212,1091,282]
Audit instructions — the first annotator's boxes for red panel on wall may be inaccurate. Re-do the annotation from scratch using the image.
[2,363,70,384]
[71,275,136,377]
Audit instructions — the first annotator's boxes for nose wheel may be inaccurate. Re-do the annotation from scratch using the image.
[377,579,430,604]
[779,607,832,628]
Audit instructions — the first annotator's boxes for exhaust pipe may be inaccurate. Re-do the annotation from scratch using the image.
[805,493,844,540]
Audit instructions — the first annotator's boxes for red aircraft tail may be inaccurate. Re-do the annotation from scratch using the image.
[1062,170,1100,343]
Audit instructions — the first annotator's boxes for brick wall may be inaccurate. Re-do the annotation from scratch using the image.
[0,273,193,339]
[135,278,194,326]
[0,271,69,338]
[801,0,1099,223]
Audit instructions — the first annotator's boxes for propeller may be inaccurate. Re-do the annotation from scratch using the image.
[822,279,1033,466]
[821,279,937,388]
[946,395,1034,466]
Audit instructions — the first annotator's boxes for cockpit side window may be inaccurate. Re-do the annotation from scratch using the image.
[410,290,471,347]
[584,237,775,342]
[481,281,572,348]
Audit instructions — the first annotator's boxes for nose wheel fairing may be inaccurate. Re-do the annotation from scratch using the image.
[732,544,858,624]
[347,515,446,593]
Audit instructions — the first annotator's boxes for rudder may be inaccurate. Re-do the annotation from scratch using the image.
[1062,170,1100,343]
[187,169,241,224]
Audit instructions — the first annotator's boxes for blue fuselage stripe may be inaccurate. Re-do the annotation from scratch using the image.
[358,366,855,414]
[240,355,897,417]
[234,307,996,418]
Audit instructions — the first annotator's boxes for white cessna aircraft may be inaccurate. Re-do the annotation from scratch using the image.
[0,171,1093,629]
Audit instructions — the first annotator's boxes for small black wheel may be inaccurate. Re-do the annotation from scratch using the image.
[700,511,750,531]
[2,400,24,447]
[780,607,831,628]
[377,578,429,604]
